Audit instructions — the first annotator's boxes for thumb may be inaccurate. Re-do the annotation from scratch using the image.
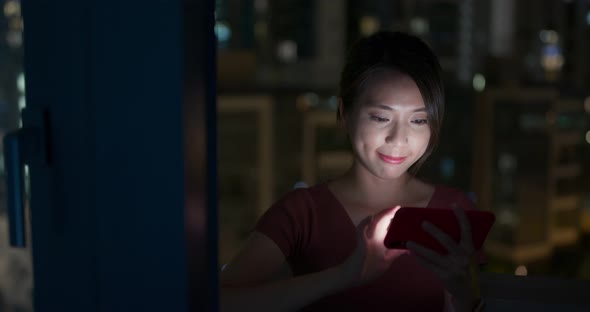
[375,205,401,224]
[385,205,401,220]
[374,206,401,241]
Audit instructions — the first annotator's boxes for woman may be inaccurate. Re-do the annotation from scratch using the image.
[220,31,485,312]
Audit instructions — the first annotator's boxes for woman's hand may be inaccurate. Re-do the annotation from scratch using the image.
[339,206,402,286]
[406,206,480,312]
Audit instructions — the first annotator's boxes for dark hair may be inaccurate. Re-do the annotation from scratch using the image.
[338,31,445,174]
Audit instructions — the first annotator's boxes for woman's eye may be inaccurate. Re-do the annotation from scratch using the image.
[370,115,389,123]
[411,119,428,125]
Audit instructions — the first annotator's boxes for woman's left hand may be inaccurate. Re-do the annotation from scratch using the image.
[406,205,480,312]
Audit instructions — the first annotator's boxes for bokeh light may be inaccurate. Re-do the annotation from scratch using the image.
[515,265,528,276]
[473,73,486,92]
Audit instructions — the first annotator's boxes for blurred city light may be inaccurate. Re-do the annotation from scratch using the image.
[541,44,564,71]
[472,73,486,92]
[214,21,232,43]
[585,130,590,144]
[539,30,559,44]
[277,40,297,63]
[18,94,25,127]
[3,0,20,17]
[410,17,429,35]
[498,209,518,226]
[498,152,517,172]
[17,72,25,93]
[18,95,25,110]
[360,16,379,36]
[328,96,338,111]
[18,72,25,127]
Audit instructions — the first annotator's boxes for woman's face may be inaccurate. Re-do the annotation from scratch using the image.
[344,72,431,180]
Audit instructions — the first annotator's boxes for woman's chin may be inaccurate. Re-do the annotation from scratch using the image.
[374,168,410,180]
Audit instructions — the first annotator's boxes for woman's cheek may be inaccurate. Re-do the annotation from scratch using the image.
[413,131,431,154]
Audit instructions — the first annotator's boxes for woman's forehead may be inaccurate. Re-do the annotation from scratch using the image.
[358,76,425,110]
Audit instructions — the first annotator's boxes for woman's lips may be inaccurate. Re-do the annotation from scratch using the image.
[377,152,407,164]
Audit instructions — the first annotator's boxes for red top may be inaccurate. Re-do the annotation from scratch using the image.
[255,183,483,311]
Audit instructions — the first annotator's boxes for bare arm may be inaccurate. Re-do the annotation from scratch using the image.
[220,207,400,312]
[220,232,352,312]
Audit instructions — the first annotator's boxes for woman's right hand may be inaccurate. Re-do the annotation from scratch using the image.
[339,206,401,286]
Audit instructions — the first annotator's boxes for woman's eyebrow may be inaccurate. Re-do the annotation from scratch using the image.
[366,102,427,112]
[367,103,393,110]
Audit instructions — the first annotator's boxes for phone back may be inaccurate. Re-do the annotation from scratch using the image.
[383,207,495,254]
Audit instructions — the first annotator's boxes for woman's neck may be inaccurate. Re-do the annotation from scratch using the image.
[336,162,415,208]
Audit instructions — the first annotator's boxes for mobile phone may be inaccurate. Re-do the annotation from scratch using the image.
[383,207,495,254]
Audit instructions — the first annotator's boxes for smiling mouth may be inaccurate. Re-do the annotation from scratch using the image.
[377,152,407,164]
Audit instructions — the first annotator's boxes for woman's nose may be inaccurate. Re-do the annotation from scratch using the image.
[385,123,409,145]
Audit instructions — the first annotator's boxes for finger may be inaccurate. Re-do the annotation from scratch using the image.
[372,205,401,221]
[412,253,449,280]
[453,205,474,250]
[374,206,400,240]
[406,241,450,268]
[421,221,463,256]
[374,205,400,225]
[365,206,399,241]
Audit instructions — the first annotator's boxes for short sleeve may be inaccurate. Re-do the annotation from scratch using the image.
[254,188,314,260]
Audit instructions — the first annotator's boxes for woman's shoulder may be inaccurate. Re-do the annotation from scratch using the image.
[254,184,326,260]
[266,182,328,213]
